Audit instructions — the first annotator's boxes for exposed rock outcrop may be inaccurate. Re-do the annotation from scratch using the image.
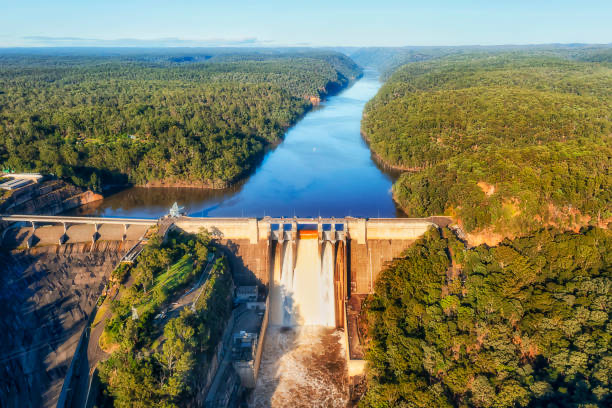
[0,179,102,216]
[0,242,130,408]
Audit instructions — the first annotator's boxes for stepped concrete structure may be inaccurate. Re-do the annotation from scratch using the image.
[1,213,442,387]
[174,216,435,298]
[2,214,436,315]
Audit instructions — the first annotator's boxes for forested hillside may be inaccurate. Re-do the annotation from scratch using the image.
[97,230,233,406]
[347,45,612,77]
[0,50,360,189]
[362,54,611,243]
[361,227,611,408]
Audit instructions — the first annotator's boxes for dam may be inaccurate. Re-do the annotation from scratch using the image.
[173,215,435,298]
[0,71,445,406]
[2,213,438,324]
[0,213,444,406]
[175,216,440,405]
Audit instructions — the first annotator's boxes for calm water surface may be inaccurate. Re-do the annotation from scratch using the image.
[69,71,402,218]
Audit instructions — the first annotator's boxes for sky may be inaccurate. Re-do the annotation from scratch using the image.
[0,0,610,47]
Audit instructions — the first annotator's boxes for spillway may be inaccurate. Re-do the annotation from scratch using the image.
[255,232,347,406]
[319,241,336,327]
[274,234,336,327]
[279,241,295,326]
[250,326,347,408]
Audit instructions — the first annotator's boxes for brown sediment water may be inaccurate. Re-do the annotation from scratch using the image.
[250,326,348,408]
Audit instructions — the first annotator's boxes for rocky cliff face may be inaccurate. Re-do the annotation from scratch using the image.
[0,180,126,407]
[0,242,130,408]
[0,179,103,216]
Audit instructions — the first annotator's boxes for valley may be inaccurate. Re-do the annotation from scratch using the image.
[0,44,610,408]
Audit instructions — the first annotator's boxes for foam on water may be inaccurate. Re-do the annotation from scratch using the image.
[280,238,336,326]
[249,326,348,408]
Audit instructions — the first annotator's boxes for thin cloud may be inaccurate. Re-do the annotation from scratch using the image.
[19,36,266,47]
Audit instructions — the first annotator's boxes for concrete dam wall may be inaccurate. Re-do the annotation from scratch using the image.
[0,213,438,404]
[2,214,435,329]
[175,216,435,327]
[175,216,436,398]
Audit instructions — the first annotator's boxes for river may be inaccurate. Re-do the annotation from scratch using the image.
[68,70,402,218]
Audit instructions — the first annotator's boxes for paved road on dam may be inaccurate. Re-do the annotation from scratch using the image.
[67,70,403,219]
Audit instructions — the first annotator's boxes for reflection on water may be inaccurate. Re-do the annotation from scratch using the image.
[66,185,243,218]
[68,70,403,219]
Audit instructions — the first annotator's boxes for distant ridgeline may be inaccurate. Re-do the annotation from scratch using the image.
[362,51,612,243]
[347,44,612,78]
[0,49,361,189]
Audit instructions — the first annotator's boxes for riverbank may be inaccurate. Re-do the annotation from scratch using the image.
[118,75,363,191]
[359,129,425,173]
[68,70,401,219]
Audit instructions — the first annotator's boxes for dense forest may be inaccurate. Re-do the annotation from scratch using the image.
[361,227,611,408]
[0,50,360,189]
[347,45,612,78]
[362,53,611,241]
[97,230,233,407]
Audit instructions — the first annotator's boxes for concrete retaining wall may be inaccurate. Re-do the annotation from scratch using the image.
[176,217,433,295]
[348,239,416,294]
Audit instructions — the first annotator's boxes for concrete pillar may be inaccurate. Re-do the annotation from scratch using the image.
[123,224,128,241]
[291,219,297,242]
[291,238,297,272]
[290,219,298,271]
[334,241,343,328]
[26,221,36,249]
[317,219,323,254]
[58,222,68,245]
[269,241,284,326]
[330,222,337,244]
[248,218,258,244]
[357,218,367,244]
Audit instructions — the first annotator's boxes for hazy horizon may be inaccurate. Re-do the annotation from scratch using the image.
[0,42,611,50]
[1,1,610,48]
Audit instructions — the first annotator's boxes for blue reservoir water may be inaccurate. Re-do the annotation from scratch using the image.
[69,71,403,218]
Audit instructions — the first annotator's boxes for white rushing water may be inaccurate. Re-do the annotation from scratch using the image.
[279,241,295,326]
[253,238,346,406]
[320,241,336,327]
[279,237,335,326]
